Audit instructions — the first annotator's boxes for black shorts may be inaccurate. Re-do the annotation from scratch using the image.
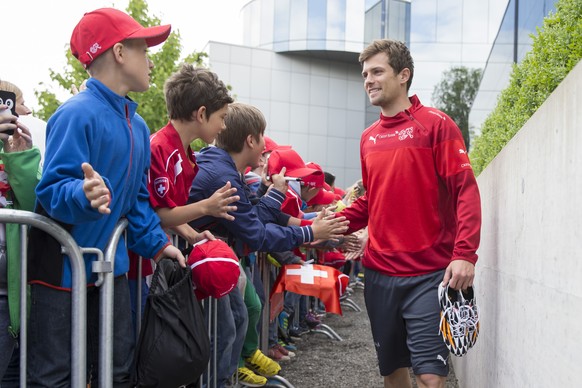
[364,267,449,376]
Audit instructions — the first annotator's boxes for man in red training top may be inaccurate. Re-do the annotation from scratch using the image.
[337,39,482,388]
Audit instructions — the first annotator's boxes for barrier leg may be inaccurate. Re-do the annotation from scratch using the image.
[19,225,27,387]
[96,218,127,388]
[2,209,89,387]
[340,297,362,312]
[267,374,296,387]
[310,323,343,341]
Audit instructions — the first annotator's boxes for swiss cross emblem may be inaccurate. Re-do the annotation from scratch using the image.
[286,264,328,284]
[154,177,169,198]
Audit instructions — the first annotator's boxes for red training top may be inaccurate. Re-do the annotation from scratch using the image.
[128,122,199,279]
[148,122,199,208]
[338,95,481,277]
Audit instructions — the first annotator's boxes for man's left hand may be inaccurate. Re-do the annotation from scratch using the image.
[442,260,475,290]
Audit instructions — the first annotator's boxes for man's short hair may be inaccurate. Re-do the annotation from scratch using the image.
[359,39,414,90]
[164,64,233,121]
[217,103,266,153]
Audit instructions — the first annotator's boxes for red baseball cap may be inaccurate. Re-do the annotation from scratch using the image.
[333,186,346,198]
[321,250,346,269]
[187,239,240,300]
[303,161,329,188]
[307,186,336,206]
[268,149,324,188]
[305,161,323,172]
[263,136,291,155]
[70,8,172,68]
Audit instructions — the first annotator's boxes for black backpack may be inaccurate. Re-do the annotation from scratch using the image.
[134,258,210,387]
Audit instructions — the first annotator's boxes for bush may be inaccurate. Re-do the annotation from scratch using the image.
[470,0,582,175]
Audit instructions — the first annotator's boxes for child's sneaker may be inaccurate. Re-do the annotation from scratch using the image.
[245,349,281,377]
[288,324,309,338]
[237,367,267,387]
[267,345,291,362]
[278,338,297,352]
[278,310,290,338]
[438,283,480,357]
[303,311,321,328]
[273,342,295,358]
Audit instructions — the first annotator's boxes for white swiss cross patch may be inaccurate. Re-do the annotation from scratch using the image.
[154,177,170,198]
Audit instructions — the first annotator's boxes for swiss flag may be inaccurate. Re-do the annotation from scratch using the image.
[270,264,349,321]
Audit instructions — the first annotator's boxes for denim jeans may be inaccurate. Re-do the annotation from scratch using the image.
[0,347,18,388]
[0,295,17,386]
[283,291,301,313]
[27,277,135,387]
[207,286,247,388]
[128,277,149,335]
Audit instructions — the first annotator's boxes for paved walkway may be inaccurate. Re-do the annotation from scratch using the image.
[280,288,460,387]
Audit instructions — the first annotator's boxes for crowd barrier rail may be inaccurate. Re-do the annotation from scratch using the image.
[3,208,356,388]
[0,209,88,388]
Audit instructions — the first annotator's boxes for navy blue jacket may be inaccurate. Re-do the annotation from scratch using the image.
[188,146,313,255]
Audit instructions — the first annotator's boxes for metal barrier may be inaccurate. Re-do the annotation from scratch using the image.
[98,218,129,388]
[257,252,295,388]
[0,209,88,388]
[1,209,332,387]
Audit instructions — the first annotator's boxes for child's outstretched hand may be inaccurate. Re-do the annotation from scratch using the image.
[82,162,111,215]
[310,208,349,242]
[205,181,239,221]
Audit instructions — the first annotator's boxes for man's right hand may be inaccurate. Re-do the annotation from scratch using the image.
[310,208,349,241]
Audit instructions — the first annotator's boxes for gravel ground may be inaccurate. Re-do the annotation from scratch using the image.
[275,287,459,388]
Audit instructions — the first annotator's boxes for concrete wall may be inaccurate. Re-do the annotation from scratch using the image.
[453,61,582,387]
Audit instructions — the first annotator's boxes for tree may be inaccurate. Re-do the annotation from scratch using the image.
[470,0,582,175]
[34,0,207,133]
[432,66,482,149]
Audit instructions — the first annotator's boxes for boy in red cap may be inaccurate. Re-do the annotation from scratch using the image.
[28,8,185,386]
[244,135,291,195]
[266,149,324,219]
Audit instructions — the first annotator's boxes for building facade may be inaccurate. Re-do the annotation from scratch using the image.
[205,0,507,187]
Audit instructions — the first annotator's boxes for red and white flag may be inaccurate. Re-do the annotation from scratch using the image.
[270,264,350,321]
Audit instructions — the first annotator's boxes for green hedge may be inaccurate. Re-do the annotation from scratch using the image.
[470,0,582,175]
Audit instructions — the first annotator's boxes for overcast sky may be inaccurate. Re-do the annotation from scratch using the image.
[2,0,249,110]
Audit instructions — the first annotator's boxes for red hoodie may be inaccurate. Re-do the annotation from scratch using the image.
[339,95,481,276]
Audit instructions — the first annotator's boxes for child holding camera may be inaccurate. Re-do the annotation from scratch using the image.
[0,80,40,385]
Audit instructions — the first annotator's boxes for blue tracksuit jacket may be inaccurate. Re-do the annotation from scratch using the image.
[31,78,169,288]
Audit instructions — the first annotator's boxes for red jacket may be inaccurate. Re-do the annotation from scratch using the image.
[338,96,481,276]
